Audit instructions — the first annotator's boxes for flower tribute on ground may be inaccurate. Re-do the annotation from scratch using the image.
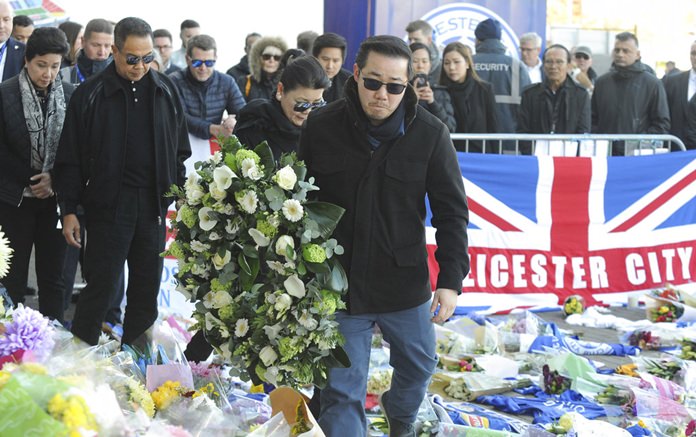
[166,136,350,389]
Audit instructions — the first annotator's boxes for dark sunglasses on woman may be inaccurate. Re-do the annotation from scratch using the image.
[262,54,281,62]
[293,100,327,112]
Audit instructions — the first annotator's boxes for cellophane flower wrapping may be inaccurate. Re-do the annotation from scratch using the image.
[165,136,350,389]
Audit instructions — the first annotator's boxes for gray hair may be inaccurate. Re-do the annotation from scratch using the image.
[519,32,542,48]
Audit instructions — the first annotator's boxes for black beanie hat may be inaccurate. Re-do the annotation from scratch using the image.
[474,18,501,41]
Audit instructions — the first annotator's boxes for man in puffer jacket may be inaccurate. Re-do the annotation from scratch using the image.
[169,34,245,139]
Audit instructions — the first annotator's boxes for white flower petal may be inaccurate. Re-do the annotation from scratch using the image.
[284,274,306,298]
[248,228,271,247]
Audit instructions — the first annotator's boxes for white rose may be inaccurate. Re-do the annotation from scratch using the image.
[275,165,297,190]
[212,250,231,270]
[248,228,270,247]
[209,184,227,201]
[274,293,293,312]
[209,232,222,241]
[213,165,237,190]
[198,207,217,231]
[275,235,295,258]
[247,166,263,181]
[259,346,278,366]
[284,274,306,298]
[211,290,233,308]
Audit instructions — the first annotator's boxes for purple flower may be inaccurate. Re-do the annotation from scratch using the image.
[0,305,54,360]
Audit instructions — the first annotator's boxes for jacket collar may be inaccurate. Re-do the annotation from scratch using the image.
[475,39,506,54]
[343,75,419,132]
[101,62,165,97]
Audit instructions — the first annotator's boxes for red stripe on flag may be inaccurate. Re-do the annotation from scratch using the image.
[610,169,696,232]
[468,198,521,232]
[550,157,591,253]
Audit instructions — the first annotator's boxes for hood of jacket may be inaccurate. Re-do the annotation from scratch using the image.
[475,38,506,55]
[248,36,289,82]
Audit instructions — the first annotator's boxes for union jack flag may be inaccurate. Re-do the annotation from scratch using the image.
[426,151,696,307]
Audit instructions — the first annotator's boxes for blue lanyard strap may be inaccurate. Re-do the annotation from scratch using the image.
[74,64,85,83]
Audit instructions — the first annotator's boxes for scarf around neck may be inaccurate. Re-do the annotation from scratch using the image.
[20,68,66,173]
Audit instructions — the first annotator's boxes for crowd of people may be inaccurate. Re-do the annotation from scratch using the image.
[1,4,695,436]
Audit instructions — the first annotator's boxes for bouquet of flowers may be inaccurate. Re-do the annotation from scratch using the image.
[0,304,55,366]
[627,330,662,350]
[166,136,350,389]
[647,301,683,323]
[563,295,585,316]
[682,339,696,361]
[542,364,571,395]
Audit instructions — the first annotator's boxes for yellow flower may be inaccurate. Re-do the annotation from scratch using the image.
[250,383,265,394]
[151,380,183,410]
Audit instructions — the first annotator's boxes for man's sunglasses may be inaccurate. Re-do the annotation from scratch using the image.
[125,53,155,65]
[262,54,281,62]
[362,76,407,95]
[191,59,216,68]
[293,100,326,112]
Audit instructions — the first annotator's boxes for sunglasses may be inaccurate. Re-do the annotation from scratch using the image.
[125,52,155,65]
[191,59,216,68]
[361,76,407,95]
[293,100,327,112]
[262,53,281,62]
[574,53,590,60]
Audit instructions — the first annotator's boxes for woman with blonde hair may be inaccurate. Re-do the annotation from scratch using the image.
[440,42,498,152]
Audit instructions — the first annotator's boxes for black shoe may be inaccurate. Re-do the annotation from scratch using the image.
[378,390,416,437]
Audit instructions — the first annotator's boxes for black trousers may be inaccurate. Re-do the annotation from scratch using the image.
[71,187,164,345]
[0,196,66,321]
[62,211,126,324]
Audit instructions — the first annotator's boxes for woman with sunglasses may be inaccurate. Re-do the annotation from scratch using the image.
[237,36,288,103]
[233,54,330,160]
[440,42,498,152]
[0,27,74,321]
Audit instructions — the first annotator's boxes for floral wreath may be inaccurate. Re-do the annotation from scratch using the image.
[166,136,350,388]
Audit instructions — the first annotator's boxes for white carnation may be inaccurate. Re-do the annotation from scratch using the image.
[190,240,210,253]
[237,190,258,214]
[235,318,249,337]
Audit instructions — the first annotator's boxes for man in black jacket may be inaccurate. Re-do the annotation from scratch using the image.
[54,17,191,346]
[312,32,351,103]
[226,32,261,84]
[591,32,670,155]
[299,35,469,437]
[59,18,113,85]
[663,41,696,149]
[518,44,591,145]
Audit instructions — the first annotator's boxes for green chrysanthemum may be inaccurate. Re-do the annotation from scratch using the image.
[166,241,186,261]
[302,243,326,263]
[218,305,235,322]
[235,149,261,166]
[256,219,278,238]
[178,205,197,229]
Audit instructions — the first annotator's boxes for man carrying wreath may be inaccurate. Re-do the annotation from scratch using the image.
[299,35,470,437]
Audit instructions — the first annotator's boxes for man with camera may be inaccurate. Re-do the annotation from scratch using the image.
[410,42,455,131]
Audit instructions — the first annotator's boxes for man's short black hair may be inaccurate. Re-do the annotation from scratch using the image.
[543,44,571,63]
[312,32,347,60]
[615,31,639,48]
[114,17,152,51]
[180,19,200,31]
[153,28,173,42]
[26,26,69,62]
[84,18,114,41]
[297,30,318,53]
[186,34,216,57]
[13,15,33,28]
[355,35,413,80]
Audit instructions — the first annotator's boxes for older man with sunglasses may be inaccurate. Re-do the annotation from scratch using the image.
[299,35,469,437]
[54,17,191,346]
[170,34,245,140]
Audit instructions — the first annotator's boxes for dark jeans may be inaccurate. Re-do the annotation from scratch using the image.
[0,197,66,321]
[71,186,164,345]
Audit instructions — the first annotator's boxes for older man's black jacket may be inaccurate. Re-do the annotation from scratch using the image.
[299,78,469,314]
[517,76,591,134]
[54,63,191,220]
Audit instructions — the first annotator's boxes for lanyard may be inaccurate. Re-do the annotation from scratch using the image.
[74,64,85,83]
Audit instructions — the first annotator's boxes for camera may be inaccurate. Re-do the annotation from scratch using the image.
[413,73,428,88]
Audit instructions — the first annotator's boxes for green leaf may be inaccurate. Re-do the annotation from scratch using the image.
[305,261,331,274]
[297,262,307,276]
[329,261,348,293]
[304,201,345,240]
[238,252,252,276]
[293,164,307,183]
[254,141,275,174]
[240,256,260,291]
[243,244,259,259]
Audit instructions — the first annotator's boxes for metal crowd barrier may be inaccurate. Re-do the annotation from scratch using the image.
[449,133,687,156]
